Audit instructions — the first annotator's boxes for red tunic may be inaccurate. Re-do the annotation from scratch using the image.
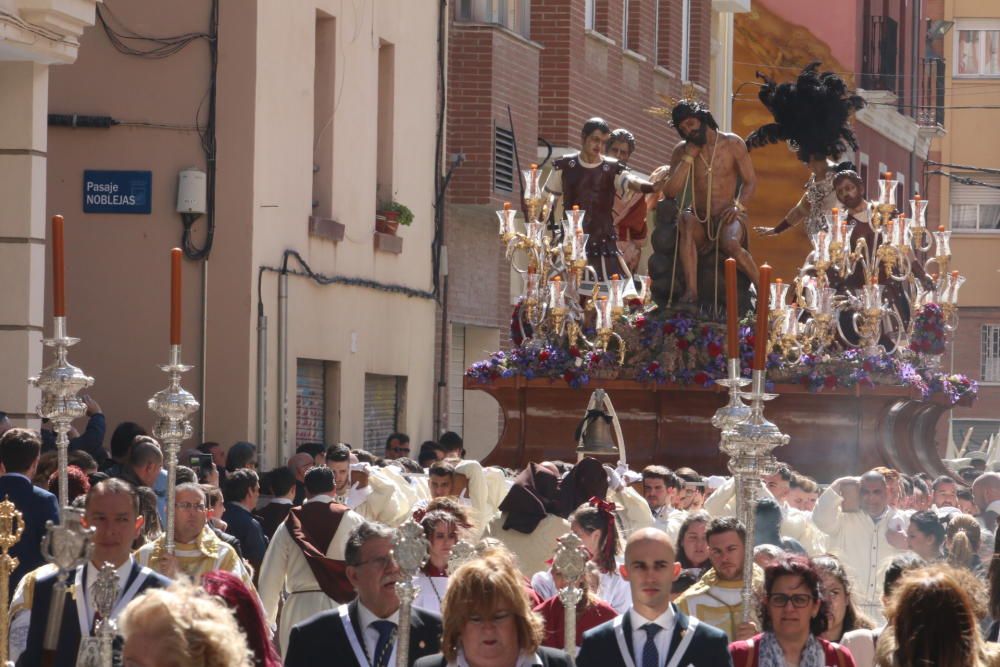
[533,594,618,649]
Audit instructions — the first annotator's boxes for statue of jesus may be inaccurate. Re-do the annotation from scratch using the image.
[660,100,759,304]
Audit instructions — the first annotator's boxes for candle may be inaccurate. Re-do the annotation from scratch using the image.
[171,248,182,345]
[938,225,945,232]
[753,263,771,371]
[883,171,893,180]
[725,258,738,358]
[51,215,65,317]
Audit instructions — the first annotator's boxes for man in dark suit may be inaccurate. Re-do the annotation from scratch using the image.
[254,465,296,540]
[221,468,268,574]
[577,527,733,667]
[0,428,60,595]
[11,478,171,666]
[284,520,442,667]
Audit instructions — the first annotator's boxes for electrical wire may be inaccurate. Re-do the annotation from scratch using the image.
[97,4,212,59]
[274,250,435,300]
[927,170,1000,190]
[927,160,1000,175]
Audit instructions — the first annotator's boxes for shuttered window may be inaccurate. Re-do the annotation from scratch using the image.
[494,125,515,193]
[364,374,407,455]
[950,173,1000,231]
[296,360,326,446]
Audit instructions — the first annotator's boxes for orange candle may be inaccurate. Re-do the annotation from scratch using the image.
[51,215,65,317]
[170,248,182,345]
[725,258,738,358]
[753,263,772,371]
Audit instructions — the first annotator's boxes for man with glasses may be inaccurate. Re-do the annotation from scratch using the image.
[284,520,442,667]
[135,482,253,587]
[259,466,365,659]
[384,432,411,460]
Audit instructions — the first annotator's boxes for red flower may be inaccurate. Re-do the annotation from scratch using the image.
[694,371,709,385]
[648,361,660,371]
[589,352,603,364]
[663,323,676,334]
[707,342,723,358]
[824,375,838,388]
[569,346,581,357]
[635,315,647,328]
[563,371,575,383]
[863,360,874,372]
[538,350,551,361]
[701,326,711,336]
[677,339,690,351]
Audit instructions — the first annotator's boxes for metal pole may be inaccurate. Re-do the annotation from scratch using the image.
[256,310,268,459]
[553,532,588,664]
[277,271,289,458]
[200,260,209,443]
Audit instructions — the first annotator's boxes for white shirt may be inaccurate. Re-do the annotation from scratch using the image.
[358,601,401,667]
[629,605,675,667]
[82,557,133,629]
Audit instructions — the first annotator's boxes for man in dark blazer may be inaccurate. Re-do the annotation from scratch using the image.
[11,478,171,667]
[577,528,733,667]
[0,428,60,596]
[221,468,268,574]
[284,520,442,667]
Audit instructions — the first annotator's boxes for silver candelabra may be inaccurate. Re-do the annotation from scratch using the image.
[391,520,429,667]
[147,344,200,553]
[553,532,589,661]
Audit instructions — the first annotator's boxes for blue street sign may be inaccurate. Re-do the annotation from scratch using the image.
[82,170,153,214]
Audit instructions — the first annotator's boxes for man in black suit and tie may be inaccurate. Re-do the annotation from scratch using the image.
[577,527,733,667]
[284,520,442,667]
[10,478,171,666]
[0,428,60,595]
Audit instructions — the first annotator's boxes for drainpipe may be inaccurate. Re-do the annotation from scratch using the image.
[255,275,268,459]
[277,268,289,460]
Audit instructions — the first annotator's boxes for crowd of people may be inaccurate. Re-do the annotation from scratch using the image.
[4,407,1000,667]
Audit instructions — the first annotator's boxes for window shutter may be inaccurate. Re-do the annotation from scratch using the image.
[494,125,515,193]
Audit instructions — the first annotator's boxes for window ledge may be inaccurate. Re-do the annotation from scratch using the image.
[653,65,677,80]
[309,216,345,242]
[623,49,647,63]
[453,21,543,51]
[953,74,1000,80]
[584,29,616,48]
[374,231,403,254]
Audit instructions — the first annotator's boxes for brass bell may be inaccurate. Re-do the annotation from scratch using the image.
[575,389,620,457]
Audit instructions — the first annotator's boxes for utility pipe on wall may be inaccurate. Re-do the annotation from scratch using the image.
[277,270,289,460]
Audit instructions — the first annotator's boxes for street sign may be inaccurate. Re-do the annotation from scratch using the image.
[82,170,152,214]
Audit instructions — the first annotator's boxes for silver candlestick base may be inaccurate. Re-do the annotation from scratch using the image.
[29,316,94,508]
[147,344,200,554]
[711,358,751,431]
[392,520,430,667]
[553,532,589,661]
[40,507,93,658]
[720,369,790,622]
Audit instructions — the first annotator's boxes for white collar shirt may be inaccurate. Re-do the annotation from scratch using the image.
[358,601,401,667]
[629,605,675,667]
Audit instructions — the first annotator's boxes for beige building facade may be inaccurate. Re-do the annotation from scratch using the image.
[39,0,440,468]
[936,0,1000,448]
[0,1,102,428]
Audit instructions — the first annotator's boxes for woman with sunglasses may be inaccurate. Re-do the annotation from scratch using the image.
[729,555,856,667]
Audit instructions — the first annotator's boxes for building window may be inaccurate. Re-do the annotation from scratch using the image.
[654,0,674,70]
[313,12,336,218]
[456,0,531,38]
[376,41,395,204]
[859,153,870,199]
[955,22,1000,77]
[983,325,1000,382]
[494,125,515,193]
[950,173,1000,231]
[364,373,407,455]
[587,0,610,36]
[680,0,691,80]
[623,0,641,53]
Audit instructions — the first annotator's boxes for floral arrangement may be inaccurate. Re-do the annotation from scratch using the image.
[465,305,978,406]
[909,303,947,355]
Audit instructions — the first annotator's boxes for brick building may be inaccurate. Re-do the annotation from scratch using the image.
[440,0,746,458]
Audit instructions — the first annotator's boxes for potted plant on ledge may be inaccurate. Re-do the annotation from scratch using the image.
[376,200,414,236]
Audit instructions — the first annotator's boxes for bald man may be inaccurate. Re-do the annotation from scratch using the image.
[973,472,1000,534]
[577,528,733,667]
[288,452,314,504]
